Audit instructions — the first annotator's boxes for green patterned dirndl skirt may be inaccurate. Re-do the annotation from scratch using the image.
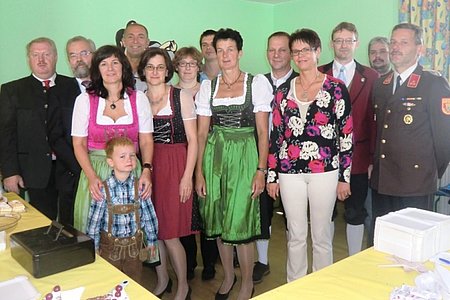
[199,126,261,244]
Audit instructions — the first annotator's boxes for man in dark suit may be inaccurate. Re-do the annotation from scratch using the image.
[319,22,379,255]
[0,37,79,220]
[47,36,95,225]
[370,23,450,236]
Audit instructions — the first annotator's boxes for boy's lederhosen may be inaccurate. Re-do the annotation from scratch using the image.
[99,180,143,281]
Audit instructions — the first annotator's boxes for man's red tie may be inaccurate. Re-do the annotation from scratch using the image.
[43,80,51,90]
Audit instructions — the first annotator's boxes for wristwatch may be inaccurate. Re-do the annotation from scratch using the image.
[143,163,153,172]
[256,167,268,175]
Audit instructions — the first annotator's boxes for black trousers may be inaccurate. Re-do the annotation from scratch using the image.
[332,173,369,225]
[344,173,369,225]
[180,232,219,271]
[258,189,274,239]
[368,189,432,246]
[27,162,58,220]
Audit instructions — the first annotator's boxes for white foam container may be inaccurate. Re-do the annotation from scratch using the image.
[374,208,450,262]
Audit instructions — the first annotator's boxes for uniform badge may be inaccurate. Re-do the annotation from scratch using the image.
[407,74,420,88]
[383,73,393,85]
[402,102,416,107]
[403,114,413,125]
[443,98,450,115]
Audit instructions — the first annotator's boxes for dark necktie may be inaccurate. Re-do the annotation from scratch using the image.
[81,80,91,88]
[43,80,51,90]
[394,75,401,94]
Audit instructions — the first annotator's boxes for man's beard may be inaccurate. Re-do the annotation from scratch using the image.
[73,62,90,79]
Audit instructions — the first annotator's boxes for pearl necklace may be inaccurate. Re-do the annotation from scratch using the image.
[222,72,242,90]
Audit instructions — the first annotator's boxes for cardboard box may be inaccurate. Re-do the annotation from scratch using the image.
[10,221,95,278]
[374,208,450,262]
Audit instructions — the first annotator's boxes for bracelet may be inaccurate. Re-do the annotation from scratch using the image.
[256,167,267,175]
[142,163,153,172]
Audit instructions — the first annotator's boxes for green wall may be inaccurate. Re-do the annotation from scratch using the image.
[0,0,397,85]
[273,0,398,67]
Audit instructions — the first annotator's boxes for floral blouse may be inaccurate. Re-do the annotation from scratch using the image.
[267,75,353,184]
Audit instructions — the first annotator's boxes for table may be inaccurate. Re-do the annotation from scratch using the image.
[0,193,158,299]
[253,246,449,299]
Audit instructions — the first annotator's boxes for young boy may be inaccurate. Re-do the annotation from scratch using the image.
[86,136,158,281]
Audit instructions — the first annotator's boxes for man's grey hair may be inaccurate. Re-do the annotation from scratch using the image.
[392,23,423,45]
[66,36,96,54]
[368,36,389,54]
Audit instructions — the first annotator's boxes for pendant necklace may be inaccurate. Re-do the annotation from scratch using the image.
[299,72,320,100]
[222,72,242,90]
[107,98,122,110]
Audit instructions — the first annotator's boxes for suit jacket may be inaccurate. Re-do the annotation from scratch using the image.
[0,74,79,189]
[319,61,379,174]
[370,65,450,196]
[47,77,81,190]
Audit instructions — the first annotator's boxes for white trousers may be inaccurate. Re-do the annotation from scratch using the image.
[279,170,338,282]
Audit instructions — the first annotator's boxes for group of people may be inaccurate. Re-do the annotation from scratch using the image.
[0,19,449,300]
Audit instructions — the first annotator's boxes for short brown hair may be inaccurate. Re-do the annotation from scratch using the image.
[172,46,203,72]
[137,47,174,83]
[105,136,134,158]
[331,22,358,41]
[289,28,321,50]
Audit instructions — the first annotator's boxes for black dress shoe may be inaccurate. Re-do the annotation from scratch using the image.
[201,265,216,281]
[215,275,237,300]
[155,278,172,299]
[252,262,270,284]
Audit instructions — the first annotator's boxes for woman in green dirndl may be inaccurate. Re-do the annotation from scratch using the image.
[195,28,273,300]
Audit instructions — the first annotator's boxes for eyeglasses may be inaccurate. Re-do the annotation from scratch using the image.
[333,39,357,45]
[291,47,315,57]
[145,64,166,72]
[178,62,198,68]
[69,50,92,59]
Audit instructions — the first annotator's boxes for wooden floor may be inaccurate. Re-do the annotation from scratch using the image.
[139,201,367,299]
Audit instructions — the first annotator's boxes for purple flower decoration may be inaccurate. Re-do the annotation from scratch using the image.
[341,154,352,168]
[280,159,292,172]
[319,146,331,159]
[334,86,343,100]
[323,78,331,90]
[306,125,320,136]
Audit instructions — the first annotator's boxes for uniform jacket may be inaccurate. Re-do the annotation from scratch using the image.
[0,74,79,189]
[370,65,450,196]
[319,61,379,174]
